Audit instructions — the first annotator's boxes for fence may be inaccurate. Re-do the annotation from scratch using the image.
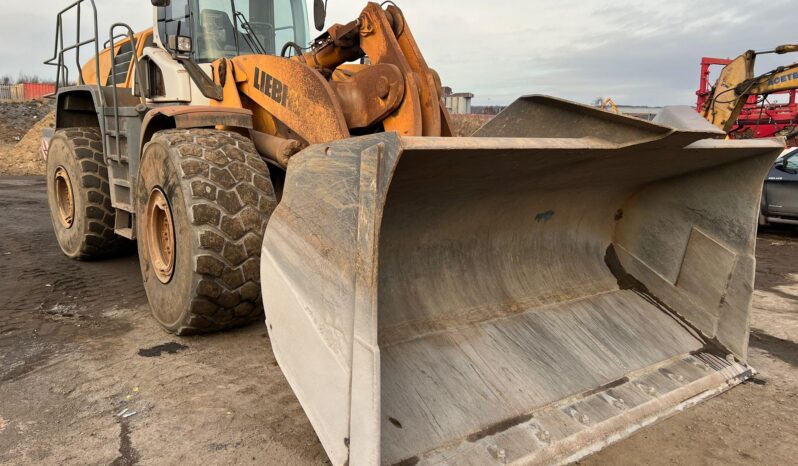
[0,84,24,102]
[0,83,55,102]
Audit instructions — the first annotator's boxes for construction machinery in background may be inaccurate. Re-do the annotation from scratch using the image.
[594,97,663,121]
[698,46,798,146]
[44,1,782,464]
[597,97,620,113]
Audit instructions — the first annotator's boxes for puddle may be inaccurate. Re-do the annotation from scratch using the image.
[137,342,189,358]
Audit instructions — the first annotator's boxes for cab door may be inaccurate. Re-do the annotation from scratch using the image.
[765,151,798,218]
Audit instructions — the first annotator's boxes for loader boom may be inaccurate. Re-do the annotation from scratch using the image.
[217,2,452,153]
[701,45,798,132]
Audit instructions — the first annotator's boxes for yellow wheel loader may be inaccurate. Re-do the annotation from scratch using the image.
[44,1,783,464]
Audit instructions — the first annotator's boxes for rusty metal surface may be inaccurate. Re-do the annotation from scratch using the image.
[251,130,300,167]
[260,96,782,465]
[197,3,457,155]
[139,106,254,155]
[230,54,350,144]
[355,4,424,136]
[384,4,446,136]
[297,19,363,73]
[289,3,453,137]
[331,64,405,129]
[142,105,253,129]
[150,105,252,118]
[172,111,251,129]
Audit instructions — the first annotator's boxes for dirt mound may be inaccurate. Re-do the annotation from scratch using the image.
[0,101,53,145]
[450,113,493,136]
[0,111,54,176]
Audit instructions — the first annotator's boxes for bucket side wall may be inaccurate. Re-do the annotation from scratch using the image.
[615,145,781,357]
[261,133,404,465]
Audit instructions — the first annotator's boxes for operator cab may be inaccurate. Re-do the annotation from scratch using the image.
[154,0,310,61]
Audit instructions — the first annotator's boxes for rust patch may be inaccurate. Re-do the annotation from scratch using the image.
[465,413,534,443]
[392,456,420,466]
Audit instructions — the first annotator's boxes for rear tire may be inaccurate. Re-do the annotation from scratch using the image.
[136,129,277,335]
[46,127,130,259]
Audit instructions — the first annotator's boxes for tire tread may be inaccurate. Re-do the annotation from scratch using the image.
[150,129,276,335]
[53,127,129,259]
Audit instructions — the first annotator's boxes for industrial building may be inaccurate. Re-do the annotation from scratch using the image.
[442,86,474,114]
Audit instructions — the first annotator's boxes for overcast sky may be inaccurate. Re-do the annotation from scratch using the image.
[1,0,795,106]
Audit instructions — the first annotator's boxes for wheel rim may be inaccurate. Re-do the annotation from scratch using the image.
[145,188,176,284]
[54,166,75,229]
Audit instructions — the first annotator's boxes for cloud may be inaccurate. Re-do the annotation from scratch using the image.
[1,0,795,107]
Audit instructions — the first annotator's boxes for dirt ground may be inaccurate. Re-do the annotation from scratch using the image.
[0,101,54,176]
[0,102,52,145]
[0,176,797,465]
[450,113,494,136]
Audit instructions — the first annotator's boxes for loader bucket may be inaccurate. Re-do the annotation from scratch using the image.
[260,96,782,465]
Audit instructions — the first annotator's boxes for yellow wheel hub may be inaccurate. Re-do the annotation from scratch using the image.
[145,188,176,284]
[54,166,75,229]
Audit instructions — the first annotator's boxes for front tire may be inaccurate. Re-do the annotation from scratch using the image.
[136,129,277,334]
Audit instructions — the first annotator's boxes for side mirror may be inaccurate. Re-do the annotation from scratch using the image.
[314,0,327,31]
[151,0,170,6]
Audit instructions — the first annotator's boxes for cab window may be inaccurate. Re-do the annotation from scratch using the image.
[155,0,310,62]
[227,0,308,56]
[195,0,239,61]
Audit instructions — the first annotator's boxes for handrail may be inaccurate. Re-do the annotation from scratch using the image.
[43,0,103,106]
[108,23,146,157]
[104,33,127,49]
[44,2,149,161]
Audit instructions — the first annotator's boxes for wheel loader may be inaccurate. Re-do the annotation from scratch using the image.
[43,1,783,464]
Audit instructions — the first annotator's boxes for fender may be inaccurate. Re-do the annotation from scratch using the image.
[139,105,254,151]
[54,86,104,130]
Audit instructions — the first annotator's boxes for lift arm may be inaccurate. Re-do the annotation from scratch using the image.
[216,1,452,152]
[701,44,798,132]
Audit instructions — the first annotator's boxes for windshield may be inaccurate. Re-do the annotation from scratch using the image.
[193,0,309,62]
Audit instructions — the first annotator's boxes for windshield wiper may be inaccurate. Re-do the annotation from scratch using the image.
[232,8,267,55]
[235,12,267,54]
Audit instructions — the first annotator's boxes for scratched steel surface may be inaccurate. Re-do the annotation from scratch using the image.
[260,97,783,465]
[379,290,704,463]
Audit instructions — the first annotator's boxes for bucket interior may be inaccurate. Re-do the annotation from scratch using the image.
[375,140,759,464]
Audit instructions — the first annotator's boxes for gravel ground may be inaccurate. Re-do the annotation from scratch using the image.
[0,101,55,176]
[0,176,796,465]
[0,101,53,145]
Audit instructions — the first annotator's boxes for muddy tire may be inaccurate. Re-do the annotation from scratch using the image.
[136,129,277,335]
[46,127,130,260]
